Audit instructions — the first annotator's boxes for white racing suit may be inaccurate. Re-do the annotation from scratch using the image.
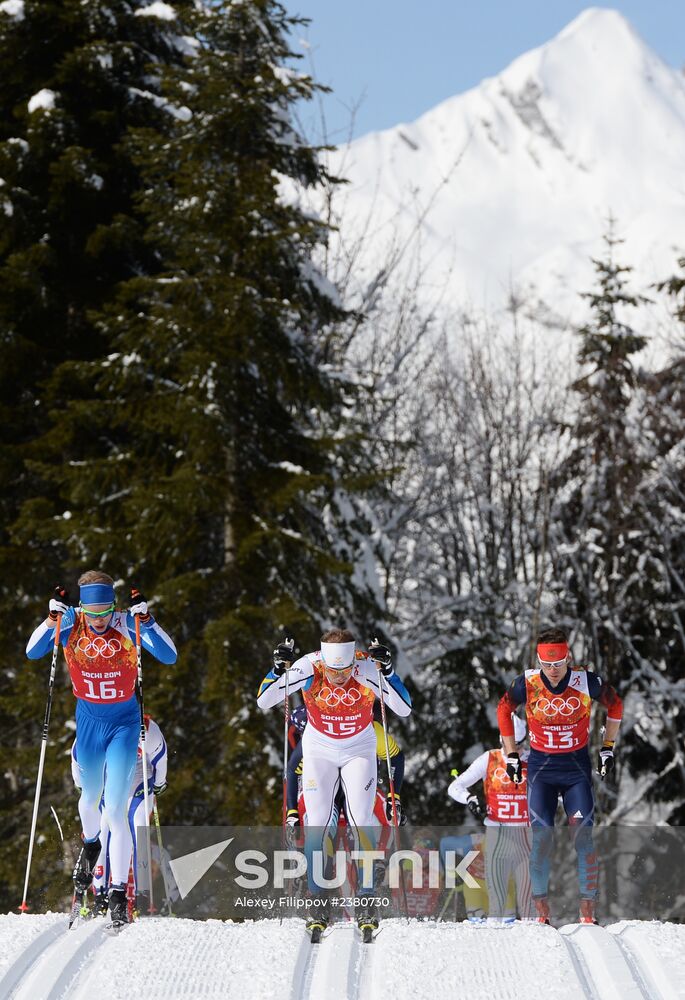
[258,650,411,892]
[448,747,534,920]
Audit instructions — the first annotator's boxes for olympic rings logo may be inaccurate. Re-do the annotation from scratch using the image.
[536,696,581,717]
[76,636,122,659]
[318,685,362,709]
[492,767,509,782]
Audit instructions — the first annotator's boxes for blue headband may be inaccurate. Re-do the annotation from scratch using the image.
[80,583,115,605]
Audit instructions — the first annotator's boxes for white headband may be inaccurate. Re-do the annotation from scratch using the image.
[320,641,356,670]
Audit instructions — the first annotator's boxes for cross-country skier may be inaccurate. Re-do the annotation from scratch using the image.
[285,702,407,829]
[497,626,623,925]
[26,571,176,926]
[448,714,535,920]
[257,628,411,936]
[70,714,168,915]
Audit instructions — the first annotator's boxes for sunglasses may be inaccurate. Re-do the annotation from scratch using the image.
[538,655,568,668]
[80,603,115,617]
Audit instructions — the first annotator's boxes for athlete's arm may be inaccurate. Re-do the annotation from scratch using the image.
[374,721,405,790]
[588,673,623,741]
[126,613,177,664]
[26,607,76,659]
[357,659,412,717]
[257,655,314,709]
[447,752,489,804]
[497,675,526,754]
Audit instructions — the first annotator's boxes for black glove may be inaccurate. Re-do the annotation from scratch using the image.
[273,638,295,675]
[597,742,615,778]
[130,588,150,622]
[505,752,523,783]
[386,792,406,825]
[467,795,485,822]
[49,585,70,621]
[369,637,393,675]
[285,808,300,828]
[153,781,168,797]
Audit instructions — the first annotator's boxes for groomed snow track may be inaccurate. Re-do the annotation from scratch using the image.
[1,914,683,999]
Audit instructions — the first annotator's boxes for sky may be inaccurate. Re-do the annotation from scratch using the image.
[282,1,685,142]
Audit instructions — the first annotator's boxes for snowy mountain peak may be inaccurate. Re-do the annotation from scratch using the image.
[329,9,685,331]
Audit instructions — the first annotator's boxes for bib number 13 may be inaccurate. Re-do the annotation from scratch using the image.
[543,730,575,750]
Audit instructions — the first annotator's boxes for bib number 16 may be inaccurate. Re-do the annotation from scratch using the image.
[82,678,120,701]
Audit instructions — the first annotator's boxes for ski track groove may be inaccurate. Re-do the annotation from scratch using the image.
[11,918,109,1000]
[0,919,68,999]
[560,925,650,1000]
[345,926,366,1000]
[290,929,323,1000]
[612,935,662,1000]
[560,932,601,1000]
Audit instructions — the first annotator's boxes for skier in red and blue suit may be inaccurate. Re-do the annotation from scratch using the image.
[497,626,622,925]
[26,570,176,925]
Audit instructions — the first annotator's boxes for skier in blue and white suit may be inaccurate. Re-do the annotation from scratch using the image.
[26,570,176,925]
[71,715,168,912]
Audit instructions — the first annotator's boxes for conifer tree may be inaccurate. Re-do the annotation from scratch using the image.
[0,0,212,908]
[13,0,381,842]
[624,257,685,821]
[549,227,651,815]
[550,228,648,679]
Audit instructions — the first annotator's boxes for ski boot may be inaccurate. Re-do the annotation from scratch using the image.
[579,899,598,925]
[372,859,387,890]
[107,887,129,931]
[306,914,328,944]
[357,914,379,944]
[92,889,109,917]
[73,838,102,891]
[69,838,101,928]
[533,896,551,925]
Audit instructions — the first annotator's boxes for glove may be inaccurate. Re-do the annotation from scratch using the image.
[285,812,302,848]
[130,588,150,622]
[505,752,523,784]
[49,585,70,621]
[273,639,295,675]
[153,781,168,797]
[598,742,615,778]
[386,792,406,825]
[369,637,393,676]
[467,795,485,822]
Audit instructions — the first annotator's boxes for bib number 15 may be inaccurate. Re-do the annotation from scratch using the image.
[320,719,359,737]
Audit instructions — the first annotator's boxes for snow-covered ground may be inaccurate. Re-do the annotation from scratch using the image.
[1,913,683,999]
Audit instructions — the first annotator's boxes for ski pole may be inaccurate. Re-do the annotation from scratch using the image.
[20,612,62,912]
[153,801,173,916]
[281,635,295,830]
[135,611,155,914]
[374,646,409,919]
